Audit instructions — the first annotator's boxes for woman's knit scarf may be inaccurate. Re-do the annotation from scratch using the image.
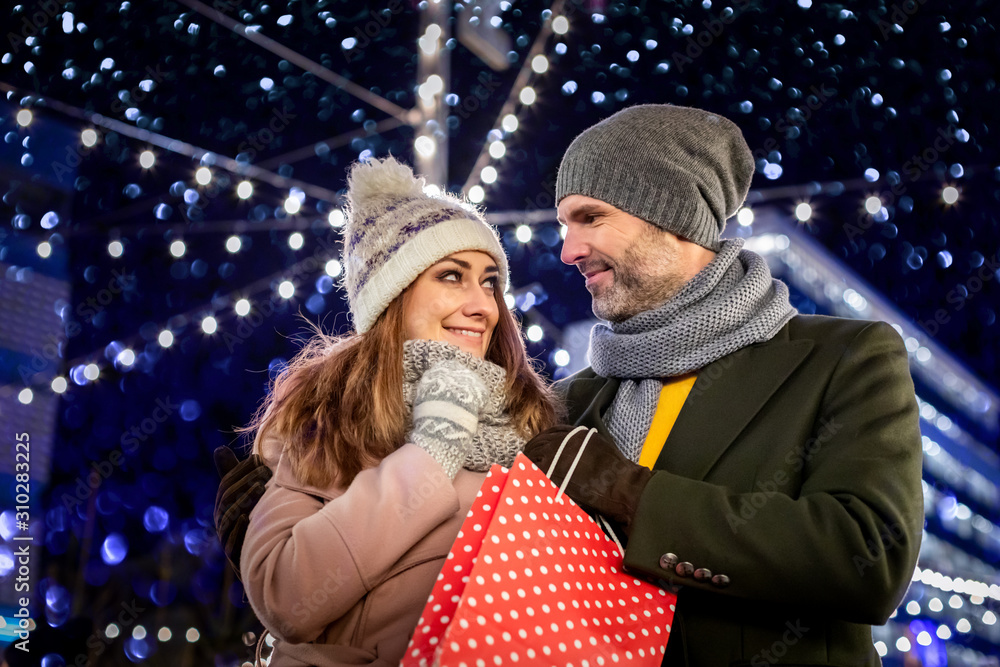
[402,339,526,472]
[589,238,797,462]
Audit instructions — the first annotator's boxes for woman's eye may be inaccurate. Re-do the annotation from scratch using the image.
[439,271,461,282]
[483,277,498,290]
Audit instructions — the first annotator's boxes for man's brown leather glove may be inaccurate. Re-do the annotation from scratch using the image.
[213,446,272,580]
[522,425,654,536]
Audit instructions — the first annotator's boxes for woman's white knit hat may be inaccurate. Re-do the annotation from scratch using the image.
[342,156,508,333]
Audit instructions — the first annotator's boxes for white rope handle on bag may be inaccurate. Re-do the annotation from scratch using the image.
[545,425,591,501]
[544,426,626,556]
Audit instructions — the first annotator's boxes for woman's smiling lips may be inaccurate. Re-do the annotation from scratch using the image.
[445,327,484,339]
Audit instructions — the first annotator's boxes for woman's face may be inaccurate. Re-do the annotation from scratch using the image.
[402,250,501,358]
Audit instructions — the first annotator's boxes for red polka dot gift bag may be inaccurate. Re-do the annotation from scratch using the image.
[401,427,677,667]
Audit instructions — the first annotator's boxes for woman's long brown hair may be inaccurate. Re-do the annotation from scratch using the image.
[239,287,561,488]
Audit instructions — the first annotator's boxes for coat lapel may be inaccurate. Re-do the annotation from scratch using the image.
[565,374,621,441]
[565,331,814,483]
[656,336,814,480]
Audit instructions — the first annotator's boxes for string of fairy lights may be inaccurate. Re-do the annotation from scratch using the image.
[8,0,979,405]
[5,4,999,663]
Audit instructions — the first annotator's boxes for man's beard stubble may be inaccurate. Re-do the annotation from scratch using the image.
[589,227,688,323]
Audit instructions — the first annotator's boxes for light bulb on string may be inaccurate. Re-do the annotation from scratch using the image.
[794,202,812,222]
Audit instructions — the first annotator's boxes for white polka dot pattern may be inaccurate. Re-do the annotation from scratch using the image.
[402,465,510,666]
[401,454,676,667]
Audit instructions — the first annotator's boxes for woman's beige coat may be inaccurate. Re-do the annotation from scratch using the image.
[242,433,487,666]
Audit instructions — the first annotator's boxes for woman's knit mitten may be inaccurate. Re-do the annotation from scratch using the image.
[409,359,489,479]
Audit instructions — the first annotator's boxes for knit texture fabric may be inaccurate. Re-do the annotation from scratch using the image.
[342,156,508,333]
[402,340,526,474]
[590,238,797,461]
[556,104,754,252]
[409,360,488,480]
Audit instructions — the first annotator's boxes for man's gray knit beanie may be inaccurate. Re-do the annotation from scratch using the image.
[556,104,755,251]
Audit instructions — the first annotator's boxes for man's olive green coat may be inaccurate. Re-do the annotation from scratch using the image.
[558,314,924,667]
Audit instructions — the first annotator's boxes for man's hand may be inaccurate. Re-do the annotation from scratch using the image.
[523,426,654,536]
[213,447,272,580]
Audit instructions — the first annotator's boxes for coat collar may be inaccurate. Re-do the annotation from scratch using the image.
[564,324,813,481]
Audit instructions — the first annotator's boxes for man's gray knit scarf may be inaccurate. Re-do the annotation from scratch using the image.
[402,339,526,472]
[590,238,797,462]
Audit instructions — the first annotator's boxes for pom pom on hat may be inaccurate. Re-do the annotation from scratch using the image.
[342,156,509,333]
[346,154,428,205]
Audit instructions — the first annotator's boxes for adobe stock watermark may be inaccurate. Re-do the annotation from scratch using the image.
[234,103,299,163]
[749,619,810,666]
[843,124,959,244]
[916,250,1000,338]
[218,231,340,353]
[342,0,406,62]
[60,397,179,511]
[396,465,452,522]
[50,64,169,183]
[726,416,843,533]
[273,566,352,640]
[876,0,931,40]
[177,103,298,225]
[71,599,145,666]
[454,72,504,120]
[853,520,908,577]
[670,0,755,73]
[752,84,836,165]
[7,0,67,54]
[16,269,136,384]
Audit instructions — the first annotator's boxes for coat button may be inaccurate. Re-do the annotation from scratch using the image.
[711,573,731,588]
[693,567,712,581]
[675,562,694,577]
[659,553,679,570]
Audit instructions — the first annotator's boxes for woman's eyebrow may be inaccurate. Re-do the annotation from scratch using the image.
[431,258,498,273]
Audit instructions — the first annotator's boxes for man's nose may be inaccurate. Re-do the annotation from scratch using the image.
[559,226,588,265]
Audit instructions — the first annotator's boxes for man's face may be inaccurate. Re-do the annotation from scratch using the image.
[557,195,693,322]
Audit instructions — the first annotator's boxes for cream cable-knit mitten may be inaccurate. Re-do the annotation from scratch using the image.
[409,359,488,480]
